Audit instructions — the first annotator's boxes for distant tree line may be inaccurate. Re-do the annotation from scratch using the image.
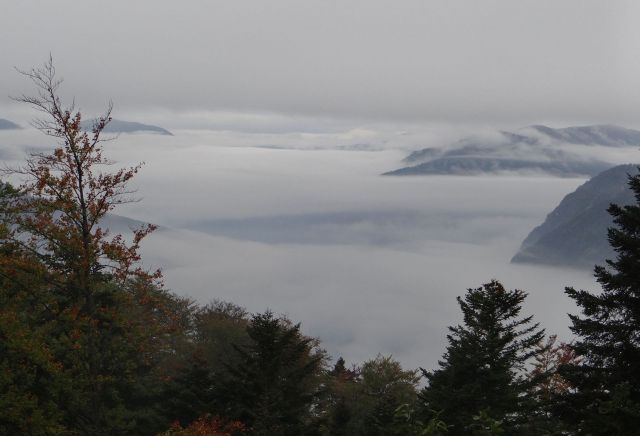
[1,59,639,435]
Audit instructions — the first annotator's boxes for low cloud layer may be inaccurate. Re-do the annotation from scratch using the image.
[142,228,596,370]
[0,126,619,369]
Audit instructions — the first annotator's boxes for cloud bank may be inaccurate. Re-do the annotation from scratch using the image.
[0,121,617,370]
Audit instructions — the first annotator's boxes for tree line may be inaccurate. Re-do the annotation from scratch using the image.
[1,59,639,435]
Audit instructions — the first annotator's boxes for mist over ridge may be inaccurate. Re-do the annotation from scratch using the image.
[386,124,640,177]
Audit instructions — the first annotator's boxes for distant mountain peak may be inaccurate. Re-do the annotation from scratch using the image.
[383,157,609,177]
[386,124,639,177]
[81,119,172,135]
[0,118,21,130]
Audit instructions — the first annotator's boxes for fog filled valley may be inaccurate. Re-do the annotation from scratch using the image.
[1,124,627,369]
[3,1,640,434]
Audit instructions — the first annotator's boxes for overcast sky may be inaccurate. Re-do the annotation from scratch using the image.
[2,1,640,127]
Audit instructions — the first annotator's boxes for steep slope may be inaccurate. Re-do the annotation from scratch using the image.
[511,164,638,269]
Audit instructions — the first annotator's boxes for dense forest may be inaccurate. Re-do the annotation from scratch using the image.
[1,61,639,436]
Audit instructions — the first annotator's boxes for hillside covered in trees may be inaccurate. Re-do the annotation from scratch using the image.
[512,164,638,269]
[2,60,640,436]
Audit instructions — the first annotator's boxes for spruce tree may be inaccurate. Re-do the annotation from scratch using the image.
[563,168,640,433]
[216,311,326,435]
[419,280,545,435]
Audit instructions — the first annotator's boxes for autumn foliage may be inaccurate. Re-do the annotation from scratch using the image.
[530,334,580,401]
[9,56,160,293]
[0,57,177,435]
[160,416,248,436]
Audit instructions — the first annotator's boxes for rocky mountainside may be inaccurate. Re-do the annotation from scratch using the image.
[511,164,638,269]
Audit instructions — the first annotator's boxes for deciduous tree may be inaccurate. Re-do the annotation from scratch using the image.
[527,335,579,433]
[0,57,177,434]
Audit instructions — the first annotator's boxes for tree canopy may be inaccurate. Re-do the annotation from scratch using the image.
[420,280,545,435]
[0,56,182,435]
[563,168,640,433]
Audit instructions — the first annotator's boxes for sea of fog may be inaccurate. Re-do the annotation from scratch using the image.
[0,128,603,370]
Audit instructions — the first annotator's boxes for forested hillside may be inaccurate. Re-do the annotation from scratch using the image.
[512,164,637,269]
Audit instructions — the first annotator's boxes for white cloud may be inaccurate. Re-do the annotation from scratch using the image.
[0,125,615,369]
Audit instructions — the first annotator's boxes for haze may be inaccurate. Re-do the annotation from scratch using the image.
[0,128,605,369]
[2,1,640,126]
[1,1,637,369]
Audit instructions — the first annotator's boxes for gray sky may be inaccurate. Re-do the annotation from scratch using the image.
[2,0,640,126]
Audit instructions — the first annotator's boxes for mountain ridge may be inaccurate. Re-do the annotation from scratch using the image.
[511,164,639,269]
[386,124,639,177]
[81,119,172,135]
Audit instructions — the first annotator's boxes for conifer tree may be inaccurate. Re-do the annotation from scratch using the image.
[563,168,640,433]
[216,311,326,436]
[419,280,544,435]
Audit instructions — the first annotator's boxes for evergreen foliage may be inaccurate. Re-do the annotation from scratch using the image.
[323,355,420,436]
[216,311,326,435]
[419,280,544,435]
[563,168,640,433]
[158,300,250,429]
[0,214,67,435]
